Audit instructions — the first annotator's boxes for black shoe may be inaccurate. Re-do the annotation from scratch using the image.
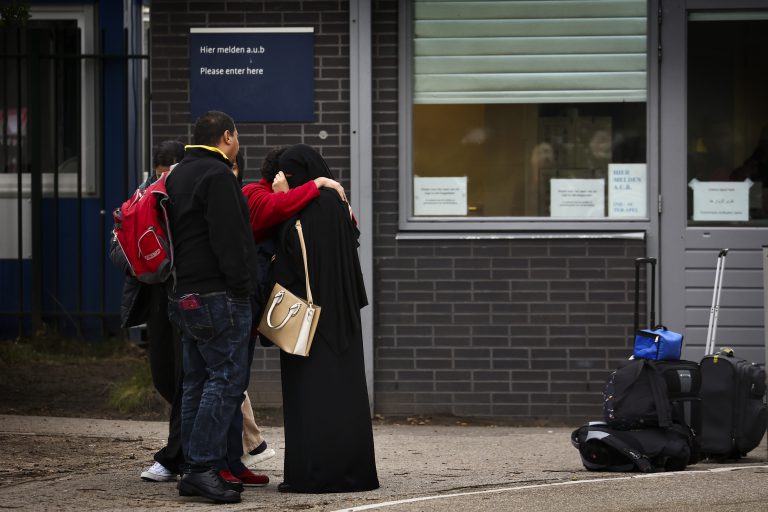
[178,468,241,503]
[219,478,244,493]
[278,482,297,493]
[218,469,245,493]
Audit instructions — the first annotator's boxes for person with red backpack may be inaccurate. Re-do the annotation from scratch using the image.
[111,139,187,482]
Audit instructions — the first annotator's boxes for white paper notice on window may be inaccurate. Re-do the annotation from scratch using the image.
[413,176,467,216]
[688,178,752,221]
[550,179,605,218]
[608,163,646,218]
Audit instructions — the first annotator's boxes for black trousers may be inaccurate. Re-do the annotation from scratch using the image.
[146,284,184,474]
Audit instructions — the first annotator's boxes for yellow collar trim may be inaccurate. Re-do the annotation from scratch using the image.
[185,144,230,161]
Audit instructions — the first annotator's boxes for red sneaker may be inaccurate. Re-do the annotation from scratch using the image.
[235,468,269,487]
[218,469,244,492]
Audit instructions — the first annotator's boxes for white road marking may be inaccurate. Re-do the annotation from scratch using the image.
[331,465,768,512]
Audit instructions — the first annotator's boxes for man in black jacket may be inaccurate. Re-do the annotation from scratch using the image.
[165,111,259,504]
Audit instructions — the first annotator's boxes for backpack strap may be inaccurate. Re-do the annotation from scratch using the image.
[645,360,672,427]
[610,359,672,428]
[585,428,654,473]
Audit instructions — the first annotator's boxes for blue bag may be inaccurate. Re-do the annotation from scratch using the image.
[633,326,683,361]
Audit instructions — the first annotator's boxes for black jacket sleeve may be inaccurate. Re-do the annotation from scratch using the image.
[109,235,132,276]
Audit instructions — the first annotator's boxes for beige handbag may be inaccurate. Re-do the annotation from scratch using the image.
[257,220,321,357]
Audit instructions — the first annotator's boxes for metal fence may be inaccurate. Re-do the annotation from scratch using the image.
[0,26,148,340]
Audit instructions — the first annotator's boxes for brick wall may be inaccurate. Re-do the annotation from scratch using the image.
[150,0,352,408]
[371,237,646,423]
[150,0,649,423]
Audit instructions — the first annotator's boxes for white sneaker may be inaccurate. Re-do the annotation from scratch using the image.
[140,461,176,482]
[241,447,276,468]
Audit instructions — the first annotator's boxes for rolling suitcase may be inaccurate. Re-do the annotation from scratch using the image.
[632,258,701,434]
[656,360,702,436]
[699,249,768,459]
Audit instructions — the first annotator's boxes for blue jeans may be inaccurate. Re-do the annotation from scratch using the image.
[167,291,251,471]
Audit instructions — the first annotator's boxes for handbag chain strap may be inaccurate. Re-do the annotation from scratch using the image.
[294,220,314,306]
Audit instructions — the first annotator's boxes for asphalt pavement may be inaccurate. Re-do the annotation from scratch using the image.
[0,414,766,511]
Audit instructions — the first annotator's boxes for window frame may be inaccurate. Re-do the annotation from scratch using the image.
[0,4,98,198]
[397,0,655,232]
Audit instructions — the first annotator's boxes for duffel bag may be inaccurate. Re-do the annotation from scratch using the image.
[571,421,697,472]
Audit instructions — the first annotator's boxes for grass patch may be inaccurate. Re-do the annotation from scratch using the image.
[0,335,143,366]
[108,362,160,414]
[0,330,168,419]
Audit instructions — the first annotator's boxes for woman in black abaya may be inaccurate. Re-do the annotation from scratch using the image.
[266,144,378,493]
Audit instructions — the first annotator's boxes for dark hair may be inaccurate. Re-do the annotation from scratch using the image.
[152,140,185,168]
[234,153,245,185]
[192,110,235,146]
[260,145,289,182]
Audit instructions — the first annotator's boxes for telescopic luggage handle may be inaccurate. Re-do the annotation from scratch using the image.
[634,257,657,332]
[704,249,729,356]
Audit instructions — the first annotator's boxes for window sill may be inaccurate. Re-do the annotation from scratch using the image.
[395,231,645,241]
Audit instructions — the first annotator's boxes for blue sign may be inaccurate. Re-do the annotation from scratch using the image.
[190,28,314,122]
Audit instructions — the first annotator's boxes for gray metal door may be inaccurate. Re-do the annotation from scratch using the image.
[659,0,768,363]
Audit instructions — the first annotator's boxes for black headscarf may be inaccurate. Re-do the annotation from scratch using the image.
[278,143,335,189]
[273,144,366,354]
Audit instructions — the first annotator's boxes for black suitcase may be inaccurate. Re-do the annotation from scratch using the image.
[700,350,767,458]
[632,258,702,434]
[655,360,702,435]
[699,249,768,459]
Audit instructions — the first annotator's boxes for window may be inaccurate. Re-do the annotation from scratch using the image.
[0,5,97,197]
[686,13,768,226]
[400,0,649,228]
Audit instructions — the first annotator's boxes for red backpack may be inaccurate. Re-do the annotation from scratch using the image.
[111,169,174,284]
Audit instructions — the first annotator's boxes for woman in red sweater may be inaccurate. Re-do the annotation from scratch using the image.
[241,146,346,242]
